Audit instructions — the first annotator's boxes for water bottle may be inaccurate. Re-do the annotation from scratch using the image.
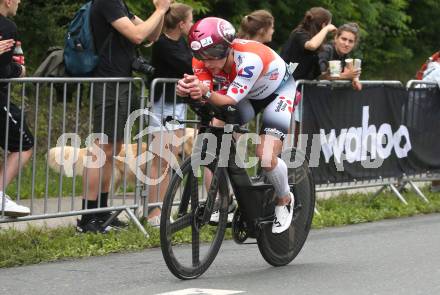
[12,41,25,65]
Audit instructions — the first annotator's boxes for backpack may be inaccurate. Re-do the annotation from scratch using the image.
[64,1,111,76]
[416,51,440,80]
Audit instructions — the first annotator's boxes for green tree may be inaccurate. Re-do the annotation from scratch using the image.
[12,0,439,81]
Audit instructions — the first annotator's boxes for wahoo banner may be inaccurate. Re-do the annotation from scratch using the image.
[301,84,440,184]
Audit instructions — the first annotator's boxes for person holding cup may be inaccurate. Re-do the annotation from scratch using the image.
[318,22,362,91]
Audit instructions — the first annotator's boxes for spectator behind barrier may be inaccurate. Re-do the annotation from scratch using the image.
[78,0,171,234]
[421,53,440,87]
[238,9,274,44]
[0,0,34,217]
[318,22,363,91]
[280,7,335,146]
[280,7,336,80]
[147,3,194,226]
[419,53,440,192]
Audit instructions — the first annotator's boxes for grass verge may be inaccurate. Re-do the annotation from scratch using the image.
[1,188,439,268]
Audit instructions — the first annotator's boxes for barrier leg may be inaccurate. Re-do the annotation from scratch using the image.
[408,181,429,203]
[389,184,408,205]
[314,203,321,216]
[125,207,149,237]
[100,210,122,229]
[396,180,408,193]
[369,185,387,201]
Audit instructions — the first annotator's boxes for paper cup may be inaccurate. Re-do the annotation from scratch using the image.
[329,60,342,77]
[354,59,362,70]
[345,58,354,68]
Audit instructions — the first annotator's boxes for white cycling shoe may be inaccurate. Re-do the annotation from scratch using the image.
[272,192,294,234]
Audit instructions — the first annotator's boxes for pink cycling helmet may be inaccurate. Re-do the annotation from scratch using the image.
[188,17,236,60]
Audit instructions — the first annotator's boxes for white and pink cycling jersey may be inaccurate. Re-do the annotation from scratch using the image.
[193,39,297,139]
[227,39,288,102]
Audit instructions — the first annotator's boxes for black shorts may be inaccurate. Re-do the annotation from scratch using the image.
[93,82,138,142]
[0,98,34,152]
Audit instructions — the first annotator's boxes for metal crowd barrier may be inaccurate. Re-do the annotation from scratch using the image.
[295,79,432,206]
[401,80,440,190]
[2,77,437,235]
[0,77,148,236]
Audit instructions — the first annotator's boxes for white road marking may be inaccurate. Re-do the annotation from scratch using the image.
[155,288,245,295]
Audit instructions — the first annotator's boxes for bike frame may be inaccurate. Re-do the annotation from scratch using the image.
[196,124,277,238]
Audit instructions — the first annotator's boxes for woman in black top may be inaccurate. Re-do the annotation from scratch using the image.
[281,7,336,80]
[148,3,193,225]
[318,23,362,90]
[280,7,336,146]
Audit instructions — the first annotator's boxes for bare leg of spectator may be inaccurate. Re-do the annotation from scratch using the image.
[0,150,32,191]
[0,150,32,216]
[79,141,122,231]
[147,129,184,225]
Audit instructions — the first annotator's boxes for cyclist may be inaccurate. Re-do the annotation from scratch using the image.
[176,17,296,234]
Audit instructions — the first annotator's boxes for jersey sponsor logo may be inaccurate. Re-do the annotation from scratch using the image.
[190,41,201,51]
[274,96,294,113]
[231,81,244,88]
[249,85,269,97]
[200,36,213,47]
[193,68,207,74]
[265,69,279,80]
[237,66,255,79]
[202,81,212,87]
[213,75,228,84]
[237,55,244,67]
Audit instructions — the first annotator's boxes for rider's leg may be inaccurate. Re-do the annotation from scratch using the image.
[256,135,291,204]
[258,79,296,233]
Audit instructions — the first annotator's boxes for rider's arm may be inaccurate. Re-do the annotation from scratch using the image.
[201,53,264,105]
[198,83,238,105]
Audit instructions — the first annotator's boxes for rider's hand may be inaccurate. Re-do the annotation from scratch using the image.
[176,74,196,96]
[176,83,190,97]
[153,0,171,14]
[189,86,203,100]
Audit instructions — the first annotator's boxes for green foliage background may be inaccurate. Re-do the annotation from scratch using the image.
[13,0,440,82]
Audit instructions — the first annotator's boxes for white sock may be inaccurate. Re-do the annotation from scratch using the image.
[264,157,291,199]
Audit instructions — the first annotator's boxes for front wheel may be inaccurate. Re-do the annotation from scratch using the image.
[160,156,229,279]
[257,148,315,266]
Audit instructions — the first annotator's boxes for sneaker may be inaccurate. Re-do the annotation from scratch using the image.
[76,218,112,234]
[272,192,294,234]
[0,194,30,217]
[210,197,237,224]
[96,212,128,228]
